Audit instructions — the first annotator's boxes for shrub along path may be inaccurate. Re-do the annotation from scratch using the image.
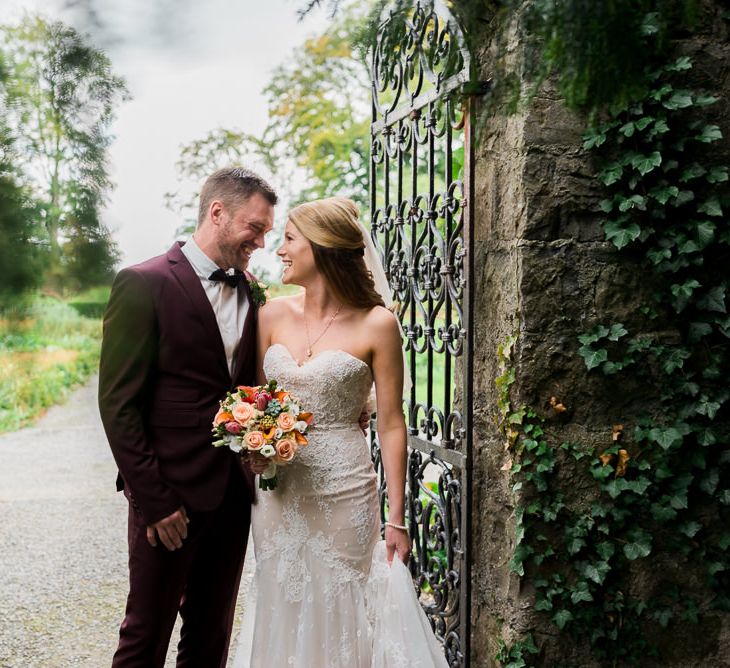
[0,377,252,667]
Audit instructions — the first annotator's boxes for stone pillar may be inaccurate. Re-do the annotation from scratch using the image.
[467,4,730,665]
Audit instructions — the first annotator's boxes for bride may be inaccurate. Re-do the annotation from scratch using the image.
[233,197,447,667]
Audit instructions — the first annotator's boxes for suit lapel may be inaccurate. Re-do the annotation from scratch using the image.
[167,243,230,381]
[231,276,256,384]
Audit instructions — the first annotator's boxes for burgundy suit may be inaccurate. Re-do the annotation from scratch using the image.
[99,241,256,667]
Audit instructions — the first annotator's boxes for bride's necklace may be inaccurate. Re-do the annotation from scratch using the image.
[303,302,343,358]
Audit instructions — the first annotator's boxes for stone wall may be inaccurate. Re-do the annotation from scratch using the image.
[468,3,730,665]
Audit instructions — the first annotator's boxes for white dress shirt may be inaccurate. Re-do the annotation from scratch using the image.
[181,236,250,374]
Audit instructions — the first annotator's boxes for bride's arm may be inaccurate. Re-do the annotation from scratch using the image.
[370,307,411,564]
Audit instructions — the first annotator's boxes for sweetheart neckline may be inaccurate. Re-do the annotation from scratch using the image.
[266,342,370,373]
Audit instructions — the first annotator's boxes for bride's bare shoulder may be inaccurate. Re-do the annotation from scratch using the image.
[258,294,302,322]
[363,304,400,335]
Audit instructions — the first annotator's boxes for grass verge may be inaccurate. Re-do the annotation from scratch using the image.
[0,293,106,433]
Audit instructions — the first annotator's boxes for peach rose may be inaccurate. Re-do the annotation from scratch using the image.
[232,401,255,425]
[214,409,234,426]
[274,438,297,463]
[276,412,297,431]
[244,431,266,450]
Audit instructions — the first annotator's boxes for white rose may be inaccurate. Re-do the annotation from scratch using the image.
[260,443,276,458]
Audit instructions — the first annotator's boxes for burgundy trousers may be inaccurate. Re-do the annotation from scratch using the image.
[112,472,251,668]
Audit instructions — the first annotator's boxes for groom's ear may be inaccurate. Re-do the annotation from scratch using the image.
[209,200,225,226]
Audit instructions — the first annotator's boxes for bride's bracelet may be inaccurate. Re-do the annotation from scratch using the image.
[385,521,408,532]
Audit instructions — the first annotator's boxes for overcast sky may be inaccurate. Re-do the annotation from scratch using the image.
[5,0,330,275]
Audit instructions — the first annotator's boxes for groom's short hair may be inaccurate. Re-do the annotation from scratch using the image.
[198,167,278,226]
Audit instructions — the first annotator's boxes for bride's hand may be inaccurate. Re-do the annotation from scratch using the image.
[385,524,411,564]
[245,452,270,475]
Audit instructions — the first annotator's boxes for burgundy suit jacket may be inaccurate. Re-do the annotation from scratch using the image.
[98,242,256,525]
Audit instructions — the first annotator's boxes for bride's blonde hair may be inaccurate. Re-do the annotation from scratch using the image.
[288,197,385,310]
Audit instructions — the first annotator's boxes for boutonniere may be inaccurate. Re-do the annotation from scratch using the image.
[248,278,269,307]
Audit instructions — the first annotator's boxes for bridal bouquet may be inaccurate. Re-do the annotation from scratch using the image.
[212,380,313,490]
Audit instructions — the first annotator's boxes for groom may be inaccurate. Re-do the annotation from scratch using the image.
[98,167,277,667]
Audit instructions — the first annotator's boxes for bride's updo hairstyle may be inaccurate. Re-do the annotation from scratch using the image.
[288,197,385,310]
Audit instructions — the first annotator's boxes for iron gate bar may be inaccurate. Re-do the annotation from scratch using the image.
[369,2,476,666]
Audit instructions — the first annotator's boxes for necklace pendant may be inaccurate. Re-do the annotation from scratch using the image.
[306,348,312,357]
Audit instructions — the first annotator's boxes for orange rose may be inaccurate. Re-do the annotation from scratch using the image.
[214,409,234,426]
[274,438,297,463]
[232,401,255,425]
[276,412,297,431]
[244,431,266,450]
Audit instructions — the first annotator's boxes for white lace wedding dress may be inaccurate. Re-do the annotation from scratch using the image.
[232,343,448,668]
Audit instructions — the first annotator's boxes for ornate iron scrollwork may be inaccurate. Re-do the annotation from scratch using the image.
[370,1,475,666]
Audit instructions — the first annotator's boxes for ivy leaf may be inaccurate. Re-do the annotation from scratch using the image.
[688,322,712,342]
[679,520,702,538]
[571,584,594,604]
[650,118,670,136]
[698,286,726,313]
[583,130,607,150]
[696,396,722,419]
[596,542,615,561]
[699,468,719,495]
[579,346,608,370]
[696,220,716,247]
[699,197,724,217]
[679,163,706,182]
[707,166,728,184]
[649,427,684,450]
[651,503,677,522]
[649,184,679,204]
[672,190,695,207]
[696,124,722,143]
[667,56,692,72]
[619,194,647,211]
[663,90,693,109]
[599,198,614,213]
[604,220,641,249]
[599,162,623,185]
[624,531,652,560]
[661,348,691,373]
[694,93,718,106]
[631,152,662,176]
[671,279,701,312]
[696,428,717,446]
[620,121,637,137]
[607,323,627,341]
[553,609,573,630]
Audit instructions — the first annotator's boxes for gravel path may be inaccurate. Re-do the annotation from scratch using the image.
[0,377,253,668]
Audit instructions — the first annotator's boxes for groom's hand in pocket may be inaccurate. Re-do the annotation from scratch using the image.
[146,506,189,550]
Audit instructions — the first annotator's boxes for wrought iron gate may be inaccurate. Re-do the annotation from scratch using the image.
[369,2,476,666]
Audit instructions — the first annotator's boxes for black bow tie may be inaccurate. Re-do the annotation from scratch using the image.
[209,269,246,289]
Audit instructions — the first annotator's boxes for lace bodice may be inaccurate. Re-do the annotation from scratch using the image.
[263,343,373,427]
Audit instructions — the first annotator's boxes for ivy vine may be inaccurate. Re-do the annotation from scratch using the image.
[497,55,728,666]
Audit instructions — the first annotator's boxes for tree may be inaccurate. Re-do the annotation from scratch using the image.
[167,8,371,222]
[0,14,128,285]
[0,50,44,307]
[261,9,370,207]
[164,128,269,234]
